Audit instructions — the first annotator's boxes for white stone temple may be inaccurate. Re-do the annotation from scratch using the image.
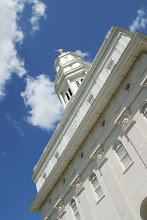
[28,25,147,220]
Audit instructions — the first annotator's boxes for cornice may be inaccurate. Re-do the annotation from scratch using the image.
[54,51,82,69]
[89,25,134,75]
[55,59,91,86]
[55,66,89,93]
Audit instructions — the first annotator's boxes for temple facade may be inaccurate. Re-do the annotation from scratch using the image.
[29,25,147,220]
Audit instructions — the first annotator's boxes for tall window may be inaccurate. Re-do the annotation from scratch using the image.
[141,102,147,119]
[114,140,132,169]
[71,199,80,220]
[66,92,70,100]
[65,88,72,102]
[90,173,104,200]
[68,88,72,96]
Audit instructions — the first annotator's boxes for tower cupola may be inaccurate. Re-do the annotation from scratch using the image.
[54,51,91,108]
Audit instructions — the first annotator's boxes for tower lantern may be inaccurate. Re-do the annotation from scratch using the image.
[54,51,91,108]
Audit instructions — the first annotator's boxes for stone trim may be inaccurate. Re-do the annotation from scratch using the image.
[44,217,50,220]
[140,76,147,88]
[115,107,135,132]
[90,145,107,168]
[55,199,66,219]
[71,175,85,196]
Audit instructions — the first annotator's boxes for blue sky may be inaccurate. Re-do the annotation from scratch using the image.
[0,0,147,219]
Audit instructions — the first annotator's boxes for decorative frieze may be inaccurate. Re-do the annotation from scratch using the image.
[71,175,85,196]
[115,108,135,132]
[90,145,107,168]
[55,199,66,219]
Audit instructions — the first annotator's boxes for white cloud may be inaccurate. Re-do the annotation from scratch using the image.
[21,74,63,131]
[30,0,46,32]
[0,0,47,100]
[6,114,24,136]
[129,8,147,32]
[0,0,26,100]
[75,50,90,60]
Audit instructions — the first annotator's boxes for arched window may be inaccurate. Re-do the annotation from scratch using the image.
[141,102,147,119]
[114,140,132,169]
[90,173,104,200]
[140,197,147,220]
[71,199,80,220]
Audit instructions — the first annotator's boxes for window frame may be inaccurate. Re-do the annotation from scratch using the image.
[70,199,80,220]
[89,172,104,203]
[113,140,133,172]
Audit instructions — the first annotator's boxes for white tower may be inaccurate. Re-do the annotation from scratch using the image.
[54,51,91,108]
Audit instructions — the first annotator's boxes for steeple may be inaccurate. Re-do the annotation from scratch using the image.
[54,51,91,108]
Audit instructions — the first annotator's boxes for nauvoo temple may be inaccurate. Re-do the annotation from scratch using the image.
[28,26,147,220]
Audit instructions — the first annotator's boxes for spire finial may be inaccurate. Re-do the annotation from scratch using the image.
[54,49,63,54]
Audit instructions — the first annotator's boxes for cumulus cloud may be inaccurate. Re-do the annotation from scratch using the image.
[6,114,24,136]
[129,8,147,32]
[21,75,63,131]
[0,0,47,100]
[0,0,26,100]
[30,0,46,32]
[75,50,90,60]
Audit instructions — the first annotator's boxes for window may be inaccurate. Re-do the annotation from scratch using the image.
[76,78,83,88]
[68,88,72,96]
[90,173,104,200]
[114,140,132,169]
[141,102,147,119]
[65,88,73,102]
[71,199,80,220]
[66,92,70,100]
[76,81,80,87]
[125,83,131,91]
[80,152,84,158]
[101,120,106,127]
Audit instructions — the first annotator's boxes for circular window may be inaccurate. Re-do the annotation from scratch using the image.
[80,152,84,158]
[101,120,106,127]
[125,83,131,91]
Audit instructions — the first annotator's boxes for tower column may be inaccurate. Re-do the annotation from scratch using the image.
[59,93,66,108]
[66,78,75,94]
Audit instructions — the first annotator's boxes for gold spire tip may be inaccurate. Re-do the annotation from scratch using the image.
[54,49,63,54]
